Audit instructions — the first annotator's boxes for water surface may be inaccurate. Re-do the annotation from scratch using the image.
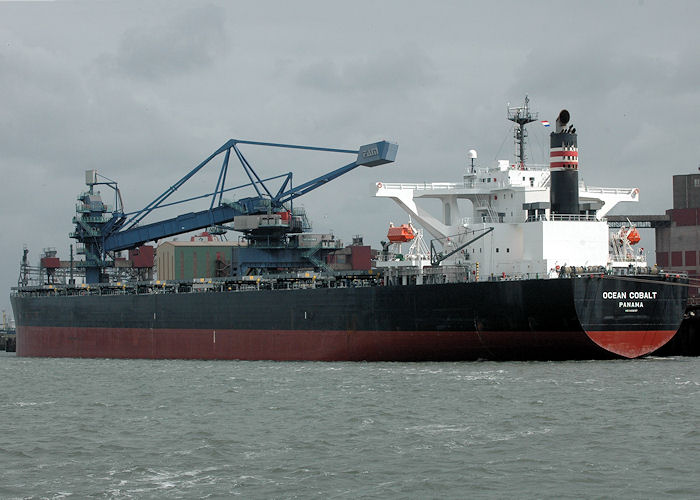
[1,352,698,498]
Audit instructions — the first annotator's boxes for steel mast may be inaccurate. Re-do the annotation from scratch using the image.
[507,95,538,168]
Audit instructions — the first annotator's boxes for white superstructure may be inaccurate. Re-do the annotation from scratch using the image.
[375,102,642,280]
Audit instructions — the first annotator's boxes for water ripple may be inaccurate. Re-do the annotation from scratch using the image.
[0,353,699,498]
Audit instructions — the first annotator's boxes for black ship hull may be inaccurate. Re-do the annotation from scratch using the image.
[10,275,686,361]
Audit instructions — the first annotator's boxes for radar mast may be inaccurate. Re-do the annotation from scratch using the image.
[507,95,538,168]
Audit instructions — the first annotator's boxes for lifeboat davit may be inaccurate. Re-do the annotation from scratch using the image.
[387,224,415,243]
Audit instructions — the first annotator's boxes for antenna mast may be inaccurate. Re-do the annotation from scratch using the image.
[507,95,538,168]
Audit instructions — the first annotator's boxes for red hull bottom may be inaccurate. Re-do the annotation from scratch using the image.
[587,330,676,359]
[16,326,677,361]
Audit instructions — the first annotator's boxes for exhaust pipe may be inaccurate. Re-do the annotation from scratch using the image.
[555,109,570,133]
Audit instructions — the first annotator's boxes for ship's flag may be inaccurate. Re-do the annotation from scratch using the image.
[541,120,550,127]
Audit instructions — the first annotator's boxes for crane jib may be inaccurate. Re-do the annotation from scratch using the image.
[357,141,398,167]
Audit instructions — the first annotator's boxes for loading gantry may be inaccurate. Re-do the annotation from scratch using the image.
[71,139,398,283]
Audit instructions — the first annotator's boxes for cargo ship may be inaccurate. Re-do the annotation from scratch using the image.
[10,99,689,360]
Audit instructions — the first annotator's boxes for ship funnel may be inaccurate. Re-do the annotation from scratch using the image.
[549,108,579,215]
[555,109,570,132]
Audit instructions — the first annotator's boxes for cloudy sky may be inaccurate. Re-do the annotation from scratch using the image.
[2,0,699,315]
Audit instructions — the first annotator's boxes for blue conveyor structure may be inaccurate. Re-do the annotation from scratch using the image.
[71,139,398,283]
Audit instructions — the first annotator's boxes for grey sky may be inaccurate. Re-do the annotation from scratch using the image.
[2,0,699,316]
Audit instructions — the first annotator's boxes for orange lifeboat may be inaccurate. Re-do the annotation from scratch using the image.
[387,224,415,243]
[627,228,641,245]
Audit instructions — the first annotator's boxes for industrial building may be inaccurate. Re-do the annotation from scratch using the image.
[654,174,700,294]
[655,174,700,273]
